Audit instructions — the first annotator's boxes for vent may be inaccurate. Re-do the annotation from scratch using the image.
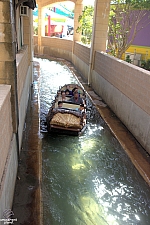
[20,6,29,16]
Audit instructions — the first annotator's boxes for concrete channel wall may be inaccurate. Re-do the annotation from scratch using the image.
[73,50,150,154]
[33,37,150,154]
[34,36,72,61]
[0,46,33,221]
[92,52,150,154]
[0,86,18,222]
[16,45,33,150]
[72,42,90,77]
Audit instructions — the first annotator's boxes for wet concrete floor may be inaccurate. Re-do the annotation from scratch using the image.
[12,57,150,225]
[12,62,43,225]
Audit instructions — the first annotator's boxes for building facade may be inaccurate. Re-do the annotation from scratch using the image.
[0,0,36,220]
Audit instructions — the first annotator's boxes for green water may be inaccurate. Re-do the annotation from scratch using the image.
[36,58,150,225]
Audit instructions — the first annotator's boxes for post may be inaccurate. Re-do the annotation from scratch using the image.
[38,4,45,54]
[88,0,111,86]
[72,0,84,54]
[48,15,51,36]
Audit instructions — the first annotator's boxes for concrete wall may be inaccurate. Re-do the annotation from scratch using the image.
[92,51,150,154]
[34,36,73,61]
[0,86,18,222]
[0,135,18,224]
[16,45,32,150]
[0,86,13,183]
[16,46,29,105]
[33,36,90,79]
[0,0,33,220]
[72,42,90,79]
[0,45,33,221]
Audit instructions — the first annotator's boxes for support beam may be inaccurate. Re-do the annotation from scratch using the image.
[38,4,45,54]
[92,0,111,52]
[88,0,111,85]
[73,0,83,43]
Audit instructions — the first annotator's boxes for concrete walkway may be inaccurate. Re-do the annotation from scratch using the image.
[12,62,43,225]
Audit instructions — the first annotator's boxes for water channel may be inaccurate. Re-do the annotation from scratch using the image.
[13,57,150,225]
[36,57,150,225]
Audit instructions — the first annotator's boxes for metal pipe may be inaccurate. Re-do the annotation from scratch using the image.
[13,0,20,160]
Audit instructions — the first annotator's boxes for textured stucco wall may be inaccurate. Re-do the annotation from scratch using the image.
[0,135,18,224]
[0,47,32,222]
[92,52,150,153]
[34,36,73,61]
[0,85,13,183]
[73,42,90,65]
[0,86,18,222]
[16,45,33,149]
[16,45,29,105]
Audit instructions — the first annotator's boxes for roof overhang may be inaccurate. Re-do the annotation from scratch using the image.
[16,0,36,10]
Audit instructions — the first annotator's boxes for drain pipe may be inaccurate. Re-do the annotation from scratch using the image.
[88,0,98,86]
[14,0,20,160]
[14,61,20,161]
[30,9,34,85]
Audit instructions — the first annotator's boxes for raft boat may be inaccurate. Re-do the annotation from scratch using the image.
[46,84,86,135]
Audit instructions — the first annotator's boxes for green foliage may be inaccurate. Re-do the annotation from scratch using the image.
[108,0,150,58]
[125,55,132,63]
[76,1,150,53]
[111,0,150,9]
[76,6,94,44]
[141,59,150,70]
[34,26,38,35]
[81,36,91,45]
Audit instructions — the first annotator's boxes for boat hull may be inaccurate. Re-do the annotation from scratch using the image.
[46,84,86,135]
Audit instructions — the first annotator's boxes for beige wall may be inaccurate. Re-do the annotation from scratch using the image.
[34,36,73,61]
[72,42,89,79]
[0,3,33,217]
[0,85,13,183]
[16,45,29,105]
[34,35,38,45]
[16,45,33,150]
[42,37,73,52]
[94,52,150,116]
[0,86,18,220]
[0,134,18,222]
[74,42,90,65]
[23,11,32,65]
[92,52,150,154]
[0,47,33,221]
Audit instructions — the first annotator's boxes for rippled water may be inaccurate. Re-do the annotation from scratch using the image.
[35,58,150,225]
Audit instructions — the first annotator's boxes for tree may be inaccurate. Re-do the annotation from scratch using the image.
[108,0,150,58]
[76,1,150,58]
[76,6,94,44]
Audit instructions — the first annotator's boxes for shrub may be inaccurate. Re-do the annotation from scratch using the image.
[141,59,150,71]
[125,55,131,63]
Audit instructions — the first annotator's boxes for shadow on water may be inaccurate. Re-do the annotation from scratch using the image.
[36,58,150,225]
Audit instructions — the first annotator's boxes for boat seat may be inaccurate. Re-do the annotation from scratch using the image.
[54,101,80,110]
[62,102,80,110]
